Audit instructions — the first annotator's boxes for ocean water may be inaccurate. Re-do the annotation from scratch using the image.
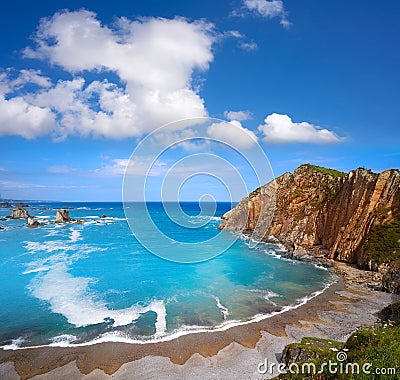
[0,202,333,349]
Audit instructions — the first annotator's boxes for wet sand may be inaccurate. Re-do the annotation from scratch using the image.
[1,263,399,380]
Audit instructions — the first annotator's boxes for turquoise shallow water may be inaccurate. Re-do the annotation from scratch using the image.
[0,202,333,348]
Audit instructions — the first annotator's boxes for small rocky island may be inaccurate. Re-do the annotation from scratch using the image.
[7,207,31,219]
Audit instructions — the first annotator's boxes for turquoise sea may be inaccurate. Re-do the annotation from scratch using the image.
[0,202,333,349]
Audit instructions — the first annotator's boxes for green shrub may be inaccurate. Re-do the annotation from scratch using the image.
[364,220,400,264]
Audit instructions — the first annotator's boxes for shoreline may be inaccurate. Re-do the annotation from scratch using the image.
[0,274,335,351]
[1,262,399,380]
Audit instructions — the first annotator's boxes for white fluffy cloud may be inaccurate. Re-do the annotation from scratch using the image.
[27,78,140,139]
[0,69,56,138]
[207,120,258,149]
[0,94,56,139]
[224,110,252,121]
[0,10,215,139]
[243,0,290,27]
[258,113,342,144]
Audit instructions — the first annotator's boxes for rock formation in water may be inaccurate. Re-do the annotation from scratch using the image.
[55,209,75,223]
[27,216,45,228]
[7,207,31,219]
[219,164,400,292]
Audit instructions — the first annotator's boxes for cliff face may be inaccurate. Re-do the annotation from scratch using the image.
[219,165,400,270]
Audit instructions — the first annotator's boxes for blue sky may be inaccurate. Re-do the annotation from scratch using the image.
[0,0,399,201]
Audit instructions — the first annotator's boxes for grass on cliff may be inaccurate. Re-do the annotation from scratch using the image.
[302,164,346,178]
[278,326,400,379]
[364,220,400,264]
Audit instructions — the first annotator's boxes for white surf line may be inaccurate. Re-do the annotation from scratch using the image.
[1,279,337,350]
[214,296,230,320]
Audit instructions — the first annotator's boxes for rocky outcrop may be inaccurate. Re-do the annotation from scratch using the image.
[55,209,75,223]
[378,300,400,325]
[0,201,11,208]
[7,207,31,219]
[281,337,341,366]
[219,164,400,272]
[382,259,400,294]
[27,216,45,228]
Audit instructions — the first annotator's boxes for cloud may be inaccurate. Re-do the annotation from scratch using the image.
[47,165,78,174]
[93,158,168,177]
[28,78,141,140]
[0,69,56,138]
[224,110,252,121]
[238,40,258,51]
[1,10,215,139]
[11,69,52,90]
[207,120,258,149]
[258,113,343,144]
[0,179,88,190]
[0,94,56,139]
[219,30,257,52]
[0,68,52,94]
[223,30,244,39]
[242,0,291,28]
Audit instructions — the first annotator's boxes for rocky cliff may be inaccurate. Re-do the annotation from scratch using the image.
[219,164,400,274]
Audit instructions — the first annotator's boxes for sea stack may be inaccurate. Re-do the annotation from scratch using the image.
[55,209,74,223]
[27,216,45,228]
[8,207,30,219]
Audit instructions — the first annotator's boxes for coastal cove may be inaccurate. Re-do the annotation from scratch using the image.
[1,1,399,378]
[1,197,399,379]
[0,202,332,349]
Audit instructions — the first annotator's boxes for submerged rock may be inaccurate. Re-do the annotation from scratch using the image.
[8,207,30,219]
[100,214,107,218]
[55,209,75,223]
[27,216,45,228]
[0,201,12,208]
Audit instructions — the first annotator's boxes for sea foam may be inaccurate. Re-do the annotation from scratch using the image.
[30,264,167,334]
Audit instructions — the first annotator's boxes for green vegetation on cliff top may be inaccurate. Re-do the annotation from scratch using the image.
[301,164,346,178]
